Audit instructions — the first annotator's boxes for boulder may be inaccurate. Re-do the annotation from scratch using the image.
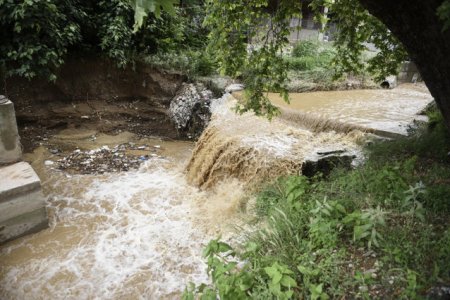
[169,83,214,139]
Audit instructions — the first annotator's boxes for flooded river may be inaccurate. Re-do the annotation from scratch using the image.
[237,84,433,135]
[0,84,432,299]
[0,133,249,299]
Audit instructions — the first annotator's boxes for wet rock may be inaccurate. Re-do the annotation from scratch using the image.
[49,149,60,155]
[169,83,214,139]
[196,76,235,96]
[302,150,355,177]
[225,84,245,93]
[426,286,450,300]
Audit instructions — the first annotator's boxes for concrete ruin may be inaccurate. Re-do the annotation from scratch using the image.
[0,96,22,164]
[0,96,48,244]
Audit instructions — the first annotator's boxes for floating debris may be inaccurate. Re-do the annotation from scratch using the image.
[56,143,161,174]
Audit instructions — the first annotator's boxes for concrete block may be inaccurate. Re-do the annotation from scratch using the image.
[0,189,46,223]
[0,162,41,199]
[0,162,48,244]
[0,207,48,244]
[0,96,22,165]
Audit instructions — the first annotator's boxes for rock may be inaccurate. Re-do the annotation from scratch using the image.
[196,76,235,96]
[169,83,214,139]
[302,151,355,177]
[426,286,450,300]
[49,149,60,154]
[225,84,245,93]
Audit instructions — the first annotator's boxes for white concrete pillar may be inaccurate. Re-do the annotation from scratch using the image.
[0,95,22,165]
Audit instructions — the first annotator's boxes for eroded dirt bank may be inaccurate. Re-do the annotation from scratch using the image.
[2,58,185,151]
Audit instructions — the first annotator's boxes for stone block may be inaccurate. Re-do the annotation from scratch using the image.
[0,96,22,165]
[0,207,48,244]
[0,162,48,244]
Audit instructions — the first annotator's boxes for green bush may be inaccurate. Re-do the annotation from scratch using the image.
[144,49,217,78]
[0,0,209,80]
[285,56,317,71]
[0,0,82,80]
[286,40,336,72]
[292,40,319,58]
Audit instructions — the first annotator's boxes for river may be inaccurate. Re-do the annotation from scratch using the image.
[0,85,432,299]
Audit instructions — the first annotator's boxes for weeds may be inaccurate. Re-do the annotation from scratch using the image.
[143,49,217,79]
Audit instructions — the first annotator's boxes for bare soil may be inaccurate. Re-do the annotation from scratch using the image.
[16,99,178,152]
[2,58,186,153]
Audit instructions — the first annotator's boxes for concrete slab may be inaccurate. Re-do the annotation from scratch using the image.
[0,162,41,201]
[0,162,48,244]
[0,189,46,223]
[0,207,48,244]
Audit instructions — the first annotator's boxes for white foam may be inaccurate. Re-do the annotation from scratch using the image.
[0,160,212,299]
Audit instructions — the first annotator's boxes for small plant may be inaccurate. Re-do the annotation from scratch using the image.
[343,206,386,249]
[264,262,297,299]
[187,118,450,298]
[402,182,426,225]
[183,239,254,300]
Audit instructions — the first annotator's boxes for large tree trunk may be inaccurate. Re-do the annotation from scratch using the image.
[358,0,450,129]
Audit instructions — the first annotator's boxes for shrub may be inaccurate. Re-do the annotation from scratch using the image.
[287,40,336,72]
[0,0,209,80]
[292,40,319,58]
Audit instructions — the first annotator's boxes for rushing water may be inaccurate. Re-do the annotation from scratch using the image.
[0,134,249,299]
[0,85,432,299]
[268,84,433,135]
[234,84,433,136]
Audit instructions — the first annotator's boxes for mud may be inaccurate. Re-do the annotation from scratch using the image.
[2,57,185,152]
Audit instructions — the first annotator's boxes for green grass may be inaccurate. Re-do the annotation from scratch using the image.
[184,112,450,299]
[284,41,376,92]
[143,49,217,79]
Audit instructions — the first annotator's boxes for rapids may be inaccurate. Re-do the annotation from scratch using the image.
[235,83,433,136]
[0,84,432,299]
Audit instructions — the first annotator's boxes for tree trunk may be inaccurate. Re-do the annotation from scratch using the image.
[358,0,450,129]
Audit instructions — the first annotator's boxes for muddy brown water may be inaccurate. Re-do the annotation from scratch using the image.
[235,83,433,136]
[0,84,432,299]
[0,130,249,299]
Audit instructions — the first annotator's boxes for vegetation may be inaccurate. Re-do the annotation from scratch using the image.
[0,0,210,80]
[284,40,375,92]
[287,40,336,72]
[184,112,450,299]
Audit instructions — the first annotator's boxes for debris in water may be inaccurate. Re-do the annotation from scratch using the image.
[44,160,55,166]
[56,143,160,174]
[49,149,60,154]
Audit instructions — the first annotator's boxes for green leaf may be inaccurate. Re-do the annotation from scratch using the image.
[280,275,297,288]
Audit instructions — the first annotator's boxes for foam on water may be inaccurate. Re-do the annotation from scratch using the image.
[0,159,214,299]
